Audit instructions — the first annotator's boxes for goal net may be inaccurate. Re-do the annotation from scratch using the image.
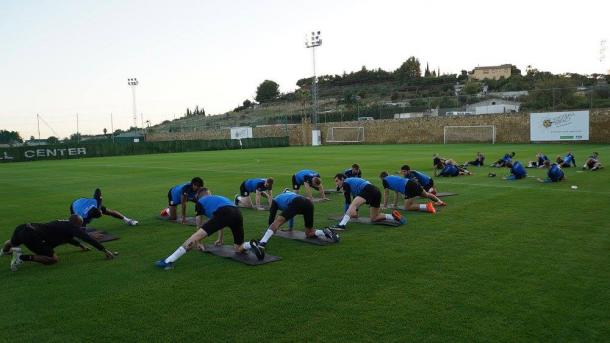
[326,127,365,143]
[443,125,496,144]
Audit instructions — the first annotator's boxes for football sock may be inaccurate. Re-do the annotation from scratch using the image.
[339,214,350,226]
[165,246,186,263]
[384,214,393,220]
[242,242,252,250]
[419,204,428,212]
[260,228,274,244]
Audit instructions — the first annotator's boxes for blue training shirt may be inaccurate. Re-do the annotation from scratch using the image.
[511,161,527,179]
[343,168,361,178]
[273,191,301,210]
[548,163,564,182]
[170,182,198,205]
[196,195,235,218]
[440,164,459,177]
[343,177,371,197]
[294,169,319,185]
[382,175,407,193]
[71,198,99,220]
[244,178,268,192]
[409,170,432,188]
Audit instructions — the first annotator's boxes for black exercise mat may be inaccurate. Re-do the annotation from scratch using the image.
[156,215,197,226]
[238,204,270,211]
[200,244,281,265]
[85,228,119,243]
[434,192,457,197]
[328,215,402,227]
[274,230,337,245]
[312,197,331,203]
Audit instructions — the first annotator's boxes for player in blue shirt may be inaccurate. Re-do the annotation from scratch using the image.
[235,177,274,209]
[464,152,485,167]
[556,151,576,168]
[503,161,527,180]
[527,152,549,168]
[343,164,362,178]
[491,152,515,167]
[400,165,436,193]
[379,172,445,214]
[436,160,471,177]
[70,188,138,226]
[166,177,204,223]
[331,174,404,230]
[155,189,265,269]
[583,152,603,171]
[291,169,328,200]
[257,190,339,247]
[537,160,565,183]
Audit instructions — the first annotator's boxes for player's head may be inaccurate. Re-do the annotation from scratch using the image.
[510,152,516,157]
[543,160,551,168]
[379,171,389,179]
[334,173,346,188]
[191,177,204,190]
[351,163,360,173]
[88,207,102,219]
[196,187,211,199]
[311,176,322,187]
[400,164,411,176]
[505,162,513,168]
[265,177,274,188]
[69,214,84,227]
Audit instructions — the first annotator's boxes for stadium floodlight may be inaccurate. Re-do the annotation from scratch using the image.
[305,31,322,146]
[127,78,139,129]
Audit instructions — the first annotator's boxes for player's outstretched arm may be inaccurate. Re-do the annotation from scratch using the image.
[180,194,188,223]
[215,229,224,246]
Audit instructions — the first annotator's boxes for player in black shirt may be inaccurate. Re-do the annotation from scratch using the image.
[1,215,116,271]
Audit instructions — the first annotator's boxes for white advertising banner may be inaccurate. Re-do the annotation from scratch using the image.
[530,110,589,141]
[230,126,253,139]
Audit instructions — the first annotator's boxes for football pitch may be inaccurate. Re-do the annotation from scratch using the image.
[0,144,608,342]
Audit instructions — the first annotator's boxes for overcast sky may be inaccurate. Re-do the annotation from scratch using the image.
[0,0,608,139]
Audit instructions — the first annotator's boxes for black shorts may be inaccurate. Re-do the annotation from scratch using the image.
[199,206,244,245]
[423,179,434,192]
[358,184,381,208]
[404,181,424,199]
[239,182,250,197]
[279,197,314,228]
[291,175,301,190]
[10,224,54,257]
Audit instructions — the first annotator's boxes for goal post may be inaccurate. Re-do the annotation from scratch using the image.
[326,127,365,143]
[443,125,496,144]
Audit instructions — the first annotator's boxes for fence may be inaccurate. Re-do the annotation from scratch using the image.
[0,137,289,163]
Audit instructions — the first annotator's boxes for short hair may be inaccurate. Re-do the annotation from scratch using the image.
[334,173,346,180]
[544,160,551,167]
[352,163,360,169]
[266,177,274,186]
[69,214,84,227]
[401,164,410,171]
[379,171,389,178]
[88,207,102,219]
[191,177,204,187]
[311,177,321,187]
[197,187,210,198]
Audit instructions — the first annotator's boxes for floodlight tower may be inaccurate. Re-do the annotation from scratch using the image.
[305,31,322,146]
[127,78,139,128]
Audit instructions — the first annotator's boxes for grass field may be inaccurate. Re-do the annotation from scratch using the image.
[1,144,609,342]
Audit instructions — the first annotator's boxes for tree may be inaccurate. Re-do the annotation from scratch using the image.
[255,80,280,103]
[103,128,108,136]
[424,63,431,77]
[463,81,482,95]
[0,130,23,144]
[47,136,59,144]
[395,57,421,83]
[243,99,252,108]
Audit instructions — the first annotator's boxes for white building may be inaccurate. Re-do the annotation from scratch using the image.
[466,99,520,115]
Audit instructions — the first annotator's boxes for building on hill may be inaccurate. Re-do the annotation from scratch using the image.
[24,139,48,146]
[469,64,512,81]
[114,131,145,143]
[466,98,520,115]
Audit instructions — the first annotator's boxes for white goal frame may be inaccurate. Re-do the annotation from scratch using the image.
[443,125,496,144]
[326,127,365,143]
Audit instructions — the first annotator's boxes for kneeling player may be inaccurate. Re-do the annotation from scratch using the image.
[167,177,204,222]
[235,177,274,209]
[70,188,138,226]
[583,152,603,171]
[1,215,116,271]
[538,160,565,183]
[503,161,527,180]
[155,189,264,269]
[400,165,436,193]
[380,172,445,213]
[332,174,405,230]
[258,191,339,247]
[292,169,327,199]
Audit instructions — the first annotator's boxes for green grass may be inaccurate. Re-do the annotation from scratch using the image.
[0,144,609,342]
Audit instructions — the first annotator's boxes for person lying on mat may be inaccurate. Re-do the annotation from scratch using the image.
[70,188,138,227]
[379,172,445,214]
[400,164,436,194]
[331,174,405,230]
[1,215,116,272]
[503,161,527,180]
[291,169,328,200]
[234,177,274,209]
[167,177,204,223]
[436,159,471,177]
[155,188,265,270]
[257,190,339,248]
[537,160,565,183]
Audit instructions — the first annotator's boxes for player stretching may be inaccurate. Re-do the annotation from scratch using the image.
[537,160,565,183]
[292,169,328,199]
[503,161,527,180]
[70,188,138,226]
[166,177,204,222]
[400,165,436,193]
[583,152,603,171]
[380,172,445,213]
[235,177,274,209]
[332,174,405,230]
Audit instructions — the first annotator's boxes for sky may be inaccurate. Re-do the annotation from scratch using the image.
[0,0,608,139]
